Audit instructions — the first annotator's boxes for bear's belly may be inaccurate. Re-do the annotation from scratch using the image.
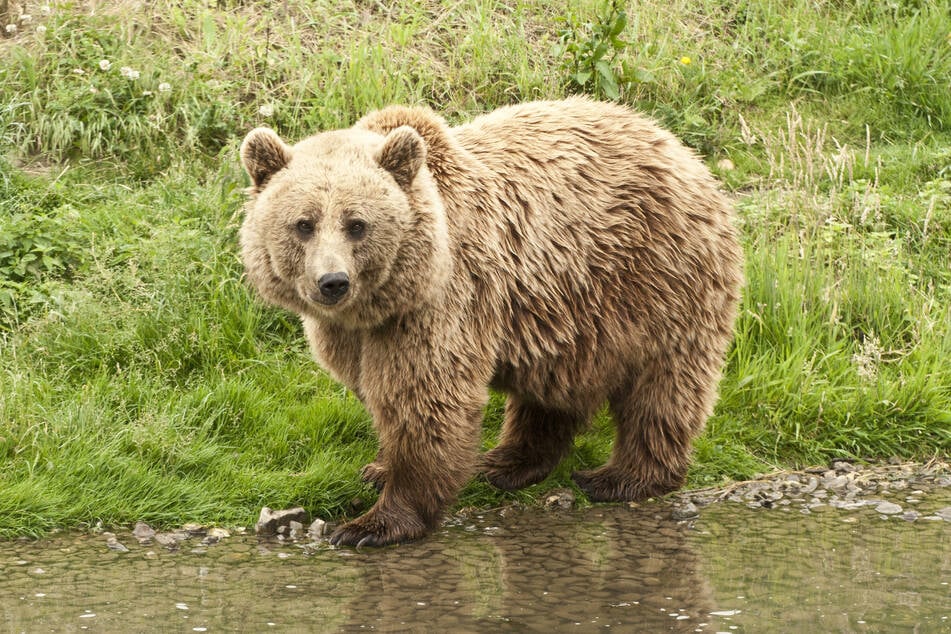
[489,360,608,410]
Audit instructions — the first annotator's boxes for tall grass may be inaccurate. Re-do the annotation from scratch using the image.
[0,0,948,536]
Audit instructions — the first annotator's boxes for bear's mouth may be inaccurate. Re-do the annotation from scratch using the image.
[297,278,354,310]
[306,289,350,307]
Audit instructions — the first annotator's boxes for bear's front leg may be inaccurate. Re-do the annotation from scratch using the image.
[329,397,485,547]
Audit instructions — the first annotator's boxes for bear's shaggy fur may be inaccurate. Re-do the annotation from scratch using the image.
[239,98,743,546]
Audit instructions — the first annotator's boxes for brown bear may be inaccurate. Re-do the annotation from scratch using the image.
[238,97,743,547]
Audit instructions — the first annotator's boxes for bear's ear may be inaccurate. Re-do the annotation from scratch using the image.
[376,126,426,190]
[241,127,292,190]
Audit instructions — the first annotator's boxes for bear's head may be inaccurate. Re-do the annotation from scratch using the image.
[239,124,451,329]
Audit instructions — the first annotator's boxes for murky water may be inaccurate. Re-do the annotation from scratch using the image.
[2,489,949,633]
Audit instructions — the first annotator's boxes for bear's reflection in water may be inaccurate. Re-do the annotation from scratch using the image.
[331,505,715,632]
[0,505,715,632]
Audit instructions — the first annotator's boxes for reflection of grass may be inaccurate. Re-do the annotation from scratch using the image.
[1,0,949,536]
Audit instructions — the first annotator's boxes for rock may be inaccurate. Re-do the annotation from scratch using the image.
[935,507,951,522]
[183,523,207,537]
[831,460,856,473]
[255,506,309,536]
[543,488,576,510]
[209,527,230,539]
[671,502,699,521]
[103,533,129,553]
[308,519,329,539]
[132,522,156,544]
[201,528,231,546]
[289,520,304,540]
[800,477,819,494]
[154,533,186,550]
[874,501,902,515]
[823,475,851,492]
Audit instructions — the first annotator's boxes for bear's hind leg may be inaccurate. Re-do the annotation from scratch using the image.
[481,398,588,491]
[572,356,716,502]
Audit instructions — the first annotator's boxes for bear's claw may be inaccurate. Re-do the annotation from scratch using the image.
[328,505,428,548]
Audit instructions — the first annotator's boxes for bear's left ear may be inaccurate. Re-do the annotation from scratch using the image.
[376,126,426,190]
[241,127,292,190]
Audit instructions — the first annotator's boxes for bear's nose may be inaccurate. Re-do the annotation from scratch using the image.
[318,272,350,300]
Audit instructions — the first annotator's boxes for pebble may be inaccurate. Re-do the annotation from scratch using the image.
[544,489,576,510]
[800,477,819,494]
[671,502,699,521]
[154,533,182,550]
[201,527,231,545]
[875,502,902,515]
[679,460,949,525]
[132,522,156,544]
[103,532,129,553]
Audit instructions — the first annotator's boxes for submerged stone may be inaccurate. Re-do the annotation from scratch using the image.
[874,501,902,515]
[671,502,699,521]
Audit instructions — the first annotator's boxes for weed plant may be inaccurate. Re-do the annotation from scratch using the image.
[0,0,948,536]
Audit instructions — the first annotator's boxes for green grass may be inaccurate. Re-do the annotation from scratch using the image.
[1,0,949,537]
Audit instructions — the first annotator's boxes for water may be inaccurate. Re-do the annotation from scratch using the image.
[2,490,949,633]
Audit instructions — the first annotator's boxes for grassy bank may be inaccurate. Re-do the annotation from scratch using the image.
[1,0,949,537]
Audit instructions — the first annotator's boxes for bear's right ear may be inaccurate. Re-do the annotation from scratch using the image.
[240,127,292,190]
[376,126,426,190]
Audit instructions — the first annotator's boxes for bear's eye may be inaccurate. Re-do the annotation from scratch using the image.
[295,218,315,237]
[346,219,367,240]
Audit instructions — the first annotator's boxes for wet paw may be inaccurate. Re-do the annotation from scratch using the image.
[480,447,552,491]
[328,505,427,548]
[572,467,681,503]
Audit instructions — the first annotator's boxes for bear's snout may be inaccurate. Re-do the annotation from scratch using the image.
[317,271,351,303]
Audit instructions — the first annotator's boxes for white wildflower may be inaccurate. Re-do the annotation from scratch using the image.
[5,24,17,34]
[852,335,883,383]
[142,90,153,96]
[258,104,274,117]
[99,59,111,71]
[36,25,47,34]
[158,82,172,93]
[120,66,140,80]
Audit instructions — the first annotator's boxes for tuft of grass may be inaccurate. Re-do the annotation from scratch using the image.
[0,0,949,536]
